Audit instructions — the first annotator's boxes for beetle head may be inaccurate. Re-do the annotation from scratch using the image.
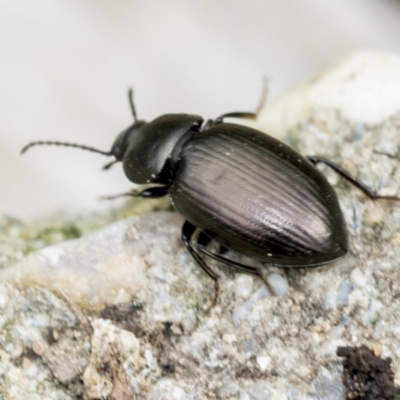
[109,120,147,162]
[106,89,203,184]
[21,89,203,186]
[103,88,147,168]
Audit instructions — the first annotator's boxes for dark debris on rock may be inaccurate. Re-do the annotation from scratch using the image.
[337,345,398,400]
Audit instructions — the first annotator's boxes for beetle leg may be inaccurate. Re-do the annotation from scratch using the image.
[214,112,257,125]
[100,186,169,200]
[181,221,221,306]
[133,186,169,198]
[197,232,229,255]
[197,231,212,247]
[307,156,400,201]
[255,76,269,115]
[219,246,229,255]
[213,79,269,125]
[197,246,259,275]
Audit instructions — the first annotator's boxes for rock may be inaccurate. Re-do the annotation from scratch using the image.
[255,49,400,140]
[350,267,367,288]
[0,212,184,310]
[0,284,87,399]
[336,280,354,306]
[147,379,188,400]
[266,273,289,297]
[1,50,400,398]
[43,330,90,384]
[83,319,141,400]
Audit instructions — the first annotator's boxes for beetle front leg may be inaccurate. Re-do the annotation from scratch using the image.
[181,221,221,306]
[100,186,169,200]
[307,156,400,201]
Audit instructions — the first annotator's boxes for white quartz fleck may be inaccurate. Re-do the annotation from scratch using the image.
[350,267,367,288]
[256,355,271,372]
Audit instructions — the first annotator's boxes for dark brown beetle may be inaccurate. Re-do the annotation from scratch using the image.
[22,90,400,303]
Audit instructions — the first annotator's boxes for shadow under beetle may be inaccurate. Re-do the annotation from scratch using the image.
[22,89,400,304]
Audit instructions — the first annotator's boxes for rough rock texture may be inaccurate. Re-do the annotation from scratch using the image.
[1,50,400,399]
[0,196,170,271]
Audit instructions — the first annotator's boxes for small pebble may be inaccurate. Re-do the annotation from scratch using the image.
[267,273,289,297]
[297,365,311,378]
[374,139,398,157]
[350,268,367,288]
[337,280,354,306]
[235,275,254,298]
[222,333,237,344]
[256,356,270,372]
[32,339,49,356]
[372,343,382,357]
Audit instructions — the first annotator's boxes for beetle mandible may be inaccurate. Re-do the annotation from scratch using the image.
[22,89,400,304]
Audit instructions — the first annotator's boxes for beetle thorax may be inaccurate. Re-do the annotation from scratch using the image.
[121,114,203,185]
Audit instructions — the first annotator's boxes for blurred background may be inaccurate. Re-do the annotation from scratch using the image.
[2,0,400,221]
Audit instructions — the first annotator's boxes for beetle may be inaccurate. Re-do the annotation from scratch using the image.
[22,89,400,304]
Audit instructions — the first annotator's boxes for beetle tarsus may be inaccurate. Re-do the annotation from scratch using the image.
[213,79,267,125]
[99,190,140,201]
[213,279,221,307]
[100,186,169,201]
[255,76,269,115]
[307,155,400,201]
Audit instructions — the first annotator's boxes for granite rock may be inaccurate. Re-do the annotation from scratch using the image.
[1,50,400,399]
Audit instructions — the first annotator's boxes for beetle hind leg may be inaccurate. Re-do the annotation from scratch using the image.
[197,232,229,255]
[196,233,259,275]
[197,246,259,275]
[182,221,221,306]
[307,156,400,201]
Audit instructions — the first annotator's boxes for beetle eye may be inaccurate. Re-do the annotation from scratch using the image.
[112,145,121,158]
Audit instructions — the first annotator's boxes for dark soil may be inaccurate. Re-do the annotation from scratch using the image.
[337,345,397,400]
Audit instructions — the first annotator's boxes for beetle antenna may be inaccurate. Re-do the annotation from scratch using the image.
[128,88,137,122]
[21,141,112,156]
[255,76,269,115]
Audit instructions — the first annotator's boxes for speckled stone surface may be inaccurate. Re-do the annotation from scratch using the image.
[1,51,400,399]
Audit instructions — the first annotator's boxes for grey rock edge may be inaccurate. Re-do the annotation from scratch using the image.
[1,50,400,399]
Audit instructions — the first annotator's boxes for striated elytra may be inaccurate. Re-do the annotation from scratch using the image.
[22,90,400,304]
